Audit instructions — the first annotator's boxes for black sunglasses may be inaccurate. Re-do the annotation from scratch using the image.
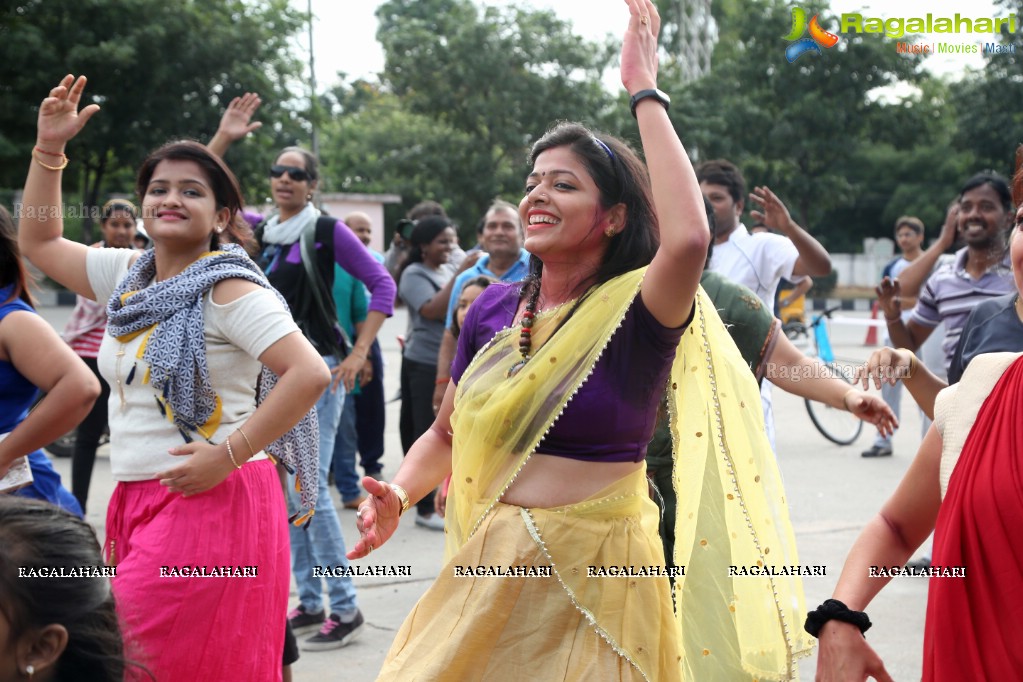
[269,165,312,182]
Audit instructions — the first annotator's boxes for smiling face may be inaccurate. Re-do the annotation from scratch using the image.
[518,146,609,268]
[141,159,228,251]
[271,151,316,220]
[958,183,1011,250]
[480,207,522,259]
[421,227,457,267]
[101,211,136,249]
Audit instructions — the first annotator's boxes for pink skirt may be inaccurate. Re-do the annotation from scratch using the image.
[106,460,289,682]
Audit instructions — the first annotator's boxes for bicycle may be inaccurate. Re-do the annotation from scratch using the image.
[787,306,863,445]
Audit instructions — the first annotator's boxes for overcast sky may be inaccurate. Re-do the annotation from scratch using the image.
[291,0,1001,92]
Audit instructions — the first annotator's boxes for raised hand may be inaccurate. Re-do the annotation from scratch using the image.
[621,0,661,94]
[217,92,262,142]
[36,75,100,148]
[875,277,902,322]
[938,202,959,249]
[749,186,795,234]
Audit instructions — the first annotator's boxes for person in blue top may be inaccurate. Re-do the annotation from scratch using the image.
[432,200,530,409]
[0,205,98,515]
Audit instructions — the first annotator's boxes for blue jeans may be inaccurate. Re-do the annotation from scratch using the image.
[286,356,358,617]
[332,392,363,502]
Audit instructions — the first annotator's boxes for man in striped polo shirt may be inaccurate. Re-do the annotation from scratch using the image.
[881,172,1015,392]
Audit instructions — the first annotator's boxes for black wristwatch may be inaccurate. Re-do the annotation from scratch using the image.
[630,88,671,118]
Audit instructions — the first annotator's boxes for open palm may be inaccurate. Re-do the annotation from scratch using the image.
[36,75,100,147]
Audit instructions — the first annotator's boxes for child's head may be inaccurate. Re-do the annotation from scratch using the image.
[0,497,129,681]
[452,276,495,338]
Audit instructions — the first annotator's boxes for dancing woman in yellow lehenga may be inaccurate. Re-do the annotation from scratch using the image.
[348,2,814,679]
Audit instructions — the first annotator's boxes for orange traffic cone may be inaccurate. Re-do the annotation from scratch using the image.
[864,300,879,345]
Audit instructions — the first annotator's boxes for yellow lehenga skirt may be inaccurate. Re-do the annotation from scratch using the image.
[378,468,679,681]
[378,269,811,681]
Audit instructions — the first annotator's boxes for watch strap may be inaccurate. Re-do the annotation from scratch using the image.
[630,88,670,118]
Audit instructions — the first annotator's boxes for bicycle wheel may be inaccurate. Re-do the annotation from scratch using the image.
[44,431,76,458]
[804,362,863,445]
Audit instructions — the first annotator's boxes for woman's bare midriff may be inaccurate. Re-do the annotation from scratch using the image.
[499,453,643,508]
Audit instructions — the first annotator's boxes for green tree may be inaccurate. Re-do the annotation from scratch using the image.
[368,0,615,234]
[0,0,306,241]
[945,0,1023,178]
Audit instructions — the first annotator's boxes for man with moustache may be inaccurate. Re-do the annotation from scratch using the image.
[433,200,530,410]
[881,173,1016,377]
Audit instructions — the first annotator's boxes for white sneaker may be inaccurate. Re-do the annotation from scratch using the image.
[415,513,445,531]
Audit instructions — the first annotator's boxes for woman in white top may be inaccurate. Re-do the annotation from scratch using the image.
[18,75,330,682]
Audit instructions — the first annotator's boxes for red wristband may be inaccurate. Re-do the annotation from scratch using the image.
[34,145,65,157]
[435,377,450,385]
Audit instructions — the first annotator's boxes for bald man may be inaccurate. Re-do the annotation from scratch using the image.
[346,211,374,249]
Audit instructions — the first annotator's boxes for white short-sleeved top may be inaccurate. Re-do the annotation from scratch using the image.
[88,248,300,480]
[708,225,804,310]
[933,351,1021,498]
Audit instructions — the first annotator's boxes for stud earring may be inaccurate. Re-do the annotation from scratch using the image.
[25,664,34,678]
[215,225,224,234]
[605,225,616,238]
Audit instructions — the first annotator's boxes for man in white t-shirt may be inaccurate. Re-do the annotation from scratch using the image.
[697,160,832,448]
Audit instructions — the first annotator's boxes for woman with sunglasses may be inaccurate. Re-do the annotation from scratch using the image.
[210,102,396,651]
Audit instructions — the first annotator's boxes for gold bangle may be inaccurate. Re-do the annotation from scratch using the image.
[896,348,918,379]
[388,483,410,516]
[236,427,256,457]
[31,148,68,171]
[225,435,242,469]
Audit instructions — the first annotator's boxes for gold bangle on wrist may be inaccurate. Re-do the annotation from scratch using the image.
[896,348,918,379]
[225,435,242,469]
[236,427,256,457]
[388,483,410,516]
[31,148,69,171]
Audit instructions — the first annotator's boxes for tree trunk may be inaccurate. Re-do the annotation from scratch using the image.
[82,154,108,244]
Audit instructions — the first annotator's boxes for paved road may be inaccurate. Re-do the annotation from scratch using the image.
[36,304,927,681]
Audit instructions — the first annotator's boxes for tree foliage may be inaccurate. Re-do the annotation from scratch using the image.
[0,0,307,240]
[331,0,616,235]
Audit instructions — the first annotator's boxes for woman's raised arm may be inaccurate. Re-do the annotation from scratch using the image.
[623,0,710,328]
[19,75,102,299]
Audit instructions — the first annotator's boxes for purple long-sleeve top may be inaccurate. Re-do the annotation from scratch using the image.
[451,281,687,462]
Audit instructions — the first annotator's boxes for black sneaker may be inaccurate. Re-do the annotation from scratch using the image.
[905,556,931,570]
[302,610,364,651]
[287,605,325,636]
[861,444,893,458]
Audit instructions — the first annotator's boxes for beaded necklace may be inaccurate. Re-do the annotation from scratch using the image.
[507,295,537,377]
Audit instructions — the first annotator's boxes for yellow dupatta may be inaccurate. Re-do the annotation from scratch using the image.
[447,267,812,680]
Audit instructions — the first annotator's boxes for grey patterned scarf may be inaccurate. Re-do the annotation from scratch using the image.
[106,244,319,520]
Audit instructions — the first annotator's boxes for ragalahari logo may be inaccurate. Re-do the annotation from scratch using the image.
[784,8,840,62]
